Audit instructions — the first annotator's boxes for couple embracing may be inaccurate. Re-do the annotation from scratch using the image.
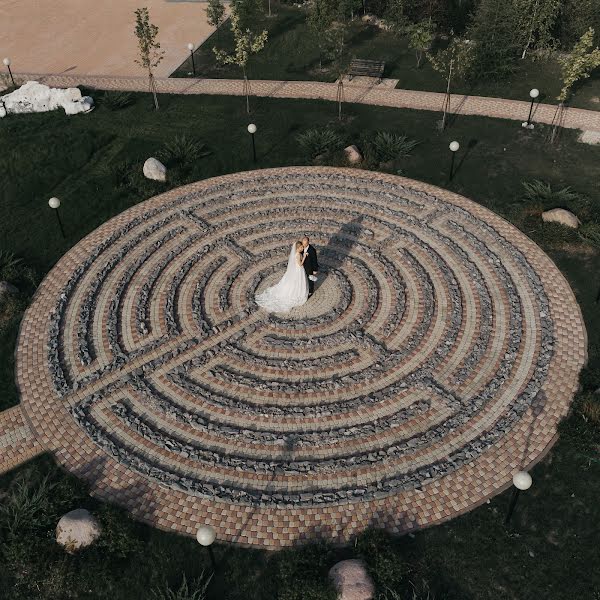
[256,236,318,313]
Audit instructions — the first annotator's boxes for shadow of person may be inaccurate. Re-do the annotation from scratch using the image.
[312,215,365,295]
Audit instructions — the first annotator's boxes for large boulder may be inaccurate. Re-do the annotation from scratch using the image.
[0,81,93,117]
[143,157,167,182]
[56,509,101,553]
[541,208,580,229]
[344,145,363,164]
[329,559,375,600]
[0,281,18,300]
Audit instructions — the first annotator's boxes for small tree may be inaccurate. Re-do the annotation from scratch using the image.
[406,20,434,68]
[207,0,226,32]
[551,27,600,142]
[134,7,164,111]
[308,0,336,70]
[514,0,561,59]
[213,11,268,113]
[427,36,474,129]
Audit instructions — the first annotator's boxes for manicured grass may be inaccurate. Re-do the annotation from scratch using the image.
[1,90,600,599]
[174,4,600,110]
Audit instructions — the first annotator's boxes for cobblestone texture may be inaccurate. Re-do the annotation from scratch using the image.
[6,72,600,131]
[6,168,587,548]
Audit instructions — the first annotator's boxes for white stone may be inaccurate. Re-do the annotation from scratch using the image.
[344,145,363,164]
[0,81,94,117]
[329,559,375,600]
[541,208,580,229]
[143,157,167,182]
[56,508,101,553]
[577,130,600,145]
[0,281,18,299]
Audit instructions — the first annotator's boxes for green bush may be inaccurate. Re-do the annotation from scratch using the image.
[296,128,343,159]
[158,135,211,169]
[355,529,410,591]
[151,573,212,600]
[521,179,581,206]
[102,91,136,111]
[367,131,420,163]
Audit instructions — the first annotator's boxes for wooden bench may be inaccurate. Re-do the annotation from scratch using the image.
[347,59,385,83]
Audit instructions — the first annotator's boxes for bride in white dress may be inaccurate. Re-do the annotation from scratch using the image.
[255,241,309,313]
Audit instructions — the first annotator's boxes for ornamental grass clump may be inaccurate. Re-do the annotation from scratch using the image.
[158,135,211,169]
[521,179,580,206]
[368,131,420,163]
[296,128,343,160]
[102,91,136,110]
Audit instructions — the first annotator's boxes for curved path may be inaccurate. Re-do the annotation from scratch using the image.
[7,71,600,132]
[4,167,586,548]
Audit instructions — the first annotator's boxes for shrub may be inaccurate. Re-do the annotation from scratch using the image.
[368,131,419,163]
[0,249,23,282]
[521,179,580,206]
[582,395,600,425]
[151,573,212,600]
[296,128,343,159]
[158,135,211,168]
[578,222,600,247]
[102,91,136,110]
[0,475,57,538]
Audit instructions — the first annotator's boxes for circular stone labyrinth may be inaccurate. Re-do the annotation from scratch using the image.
[16,167,586,548]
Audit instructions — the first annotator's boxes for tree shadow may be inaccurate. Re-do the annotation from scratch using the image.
[519,389,548,469]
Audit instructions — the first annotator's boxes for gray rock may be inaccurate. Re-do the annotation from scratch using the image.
[56,509,101,553]
[143,157,167,182]
[541,208,580,229]
[329,559,375,600]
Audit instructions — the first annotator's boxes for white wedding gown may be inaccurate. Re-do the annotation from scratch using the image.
[255,244,309,313]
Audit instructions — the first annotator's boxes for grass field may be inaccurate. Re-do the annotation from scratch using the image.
[1,90,599,599]
[173,4,600,111]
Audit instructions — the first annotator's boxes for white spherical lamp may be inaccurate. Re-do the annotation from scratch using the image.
[529,88,539,99]
[3,57,10,67]
[247,123,257,134]
[449,141,460,152]
[187,43,194,51]
[196,525,216,546]
[48,197,61,209]
[512,471,532,491]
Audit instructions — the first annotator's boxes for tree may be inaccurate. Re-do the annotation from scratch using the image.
[308,0,336,69]
[514,0,561,59]
[427,36,474,129]
[383,0,407,36]
[230,0,264,30]
[551,27,600,142]
[406,20,435,67]
[467,0,521,80]
[558,27,600,103]
[213,11,268,113]
[207,0,226,32]
[134,7,164,111]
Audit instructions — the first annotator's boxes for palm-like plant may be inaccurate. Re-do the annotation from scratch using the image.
[151,573,212,600]
[296,128,343,159]
[369,131,420,162]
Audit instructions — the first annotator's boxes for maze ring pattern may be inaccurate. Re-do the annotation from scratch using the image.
[16,167,586,548]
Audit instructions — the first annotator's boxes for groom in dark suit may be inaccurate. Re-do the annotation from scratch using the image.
[302,236,318,297]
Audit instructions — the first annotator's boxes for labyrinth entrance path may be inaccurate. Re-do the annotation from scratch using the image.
[2,168,586,548]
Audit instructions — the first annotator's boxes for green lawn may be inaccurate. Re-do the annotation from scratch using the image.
[173,4,600,110]
[1,91,600,599]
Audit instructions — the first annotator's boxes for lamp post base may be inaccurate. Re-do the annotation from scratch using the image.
[521,122,535,129]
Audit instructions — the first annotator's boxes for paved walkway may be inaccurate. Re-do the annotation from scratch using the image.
[7,168,586,548]
[7,71,600,132]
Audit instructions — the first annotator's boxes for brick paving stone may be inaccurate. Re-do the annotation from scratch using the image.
[2,167,586,549]
[6,72,600,132]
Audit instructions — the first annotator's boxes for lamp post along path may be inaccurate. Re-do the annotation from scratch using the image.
[505,471,532,525]
[449,140,460,181]
[522,88,539,129]
[48,197,65,238]
[187,43,196,76]
[3,57,15,88]
[196,525,217,571]
[247,123,257,162]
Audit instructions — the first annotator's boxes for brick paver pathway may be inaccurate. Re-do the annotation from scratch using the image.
[6,168,586,548]
[8,71,600,131]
